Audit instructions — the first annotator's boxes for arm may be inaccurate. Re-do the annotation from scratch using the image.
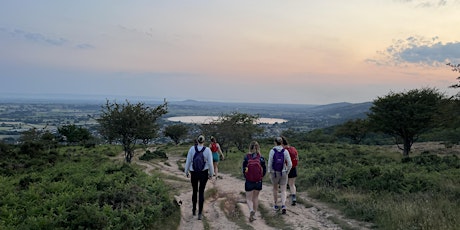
[267,149,273,173]
[217,143,224,160]
[205,148,215,177]
[260,156,267,177]
[242,155,248,178]
[184,146,193,176]
[284,149,292,173]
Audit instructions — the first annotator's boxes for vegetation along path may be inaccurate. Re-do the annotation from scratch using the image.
[118,148,372,230]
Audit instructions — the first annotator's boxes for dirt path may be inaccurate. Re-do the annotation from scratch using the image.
[117,149,372,230]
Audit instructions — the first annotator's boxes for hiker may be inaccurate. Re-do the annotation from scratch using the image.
[281,136,299,206]
[267,136,292,214]
[242,141,266,222]
[209,136,224,178]
[184,135,214,220]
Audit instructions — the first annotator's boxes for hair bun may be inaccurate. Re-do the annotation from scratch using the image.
[275,136,283,143]
[197,135,205,143]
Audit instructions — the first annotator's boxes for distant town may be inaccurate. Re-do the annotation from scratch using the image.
[0,96,372,143]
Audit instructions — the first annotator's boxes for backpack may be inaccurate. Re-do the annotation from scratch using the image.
[193,145,206,171]
[286,146,298,167]
[210,142,219,152]
[245,153,263,182]
[272,148,285,172]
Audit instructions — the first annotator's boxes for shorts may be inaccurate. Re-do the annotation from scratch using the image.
[288,167,297,178]
[212,152,220,162]
[245,181,262,191]
[270,171,288,186]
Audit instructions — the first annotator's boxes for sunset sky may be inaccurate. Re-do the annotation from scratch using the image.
[1,0,459,104]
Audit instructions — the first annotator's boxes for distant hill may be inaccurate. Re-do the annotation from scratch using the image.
[167,100,373,129]
[0,94,373,130]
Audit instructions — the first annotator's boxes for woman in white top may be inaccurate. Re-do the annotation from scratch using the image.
[184,135,214,220]
[267,136,292,214]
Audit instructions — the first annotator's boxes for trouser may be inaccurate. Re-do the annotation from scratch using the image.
[191,170,209,214]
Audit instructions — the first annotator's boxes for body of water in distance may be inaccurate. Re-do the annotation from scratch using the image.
[167,116,287,124]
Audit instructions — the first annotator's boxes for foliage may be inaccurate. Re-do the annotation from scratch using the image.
[163,124,189,145]
[368,88,446,156]
[201,112,263,152]
[334,118,369,144]
[139,149,168,161]
[446,62,460,89]
[57,124,93,145]
[97,99,168,163]
[299,143,459,229]
[0,145,178,229]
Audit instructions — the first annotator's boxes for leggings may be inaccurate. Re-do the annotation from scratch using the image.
[191,170,209,214]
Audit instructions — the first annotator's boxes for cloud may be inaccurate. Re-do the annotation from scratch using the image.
[10,29,67,46]
[76,43,94,49]
[366,36,460,67]
[0,27,95,49]
[397,0,450,7]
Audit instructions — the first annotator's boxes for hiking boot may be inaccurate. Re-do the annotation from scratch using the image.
[273,205,280,211]
[291,194,297,206]
[198,214,202,220]
[249,210,256,222]
[281,205,287,214]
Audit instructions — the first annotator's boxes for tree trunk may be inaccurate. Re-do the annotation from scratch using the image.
[403,139,412,157]
[125,150,132,163]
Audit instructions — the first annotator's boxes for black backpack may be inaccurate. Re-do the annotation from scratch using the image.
[193,145,206,171]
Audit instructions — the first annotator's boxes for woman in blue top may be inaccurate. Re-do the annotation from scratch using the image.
[242,141,266,222]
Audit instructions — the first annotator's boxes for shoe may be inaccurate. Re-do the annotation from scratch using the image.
[281,205,286,214]
[291,194,297,206]
[249,210,256,222]
[192,209,196,216]
[198,214,202,220]
[273,205,280,211]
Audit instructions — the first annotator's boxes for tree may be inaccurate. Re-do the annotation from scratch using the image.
[446,63,460,89]
[201,112,263,153]
[367,88,445,157]
[97,100,168,163]
[58,124,92,145]
[334,118,369,144]
[164,124,189,145]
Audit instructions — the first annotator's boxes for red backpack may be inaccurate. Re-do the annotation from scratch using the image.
[286,146,298,168]
[210,142,219,152]
[245,153,263,182]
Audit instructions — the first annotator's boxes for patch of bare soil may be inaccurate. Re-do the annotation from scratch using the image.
[115,149,373,230]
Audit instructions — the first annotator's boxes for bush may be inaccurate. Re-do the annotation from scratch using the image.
[140,149,168,161]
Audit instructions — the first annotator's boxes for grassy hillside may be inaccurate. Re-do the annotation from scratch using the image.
[218,141,460,230]
[0,145,179,230]
[2,141,458,229]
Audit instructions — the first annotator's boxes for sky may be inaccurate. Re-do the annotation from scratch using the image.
[1,0,460,105]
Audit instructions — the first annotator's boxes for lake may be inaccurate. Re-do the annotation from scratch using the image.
[167,116,287,124]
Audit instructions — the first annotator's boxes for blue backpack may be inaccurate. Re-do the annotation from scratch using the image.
[272,148,285,172]
[193,145,206,171]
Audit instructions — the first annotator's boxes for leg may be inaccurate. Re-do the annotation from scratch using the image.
[280,173,288,206]
[198,171,209,214]
[246,190,254,212]
[288,177,297,195]
[213,162,218,176]
[190,172,199,215]
[252,190,260,213]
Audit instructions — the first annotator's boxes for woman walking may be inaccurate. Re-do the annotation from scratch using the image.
[267,136,292,214]
[282,136,299,206]
[242,141,266,222]
[184,135,214,220]
[209,136,224,177]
